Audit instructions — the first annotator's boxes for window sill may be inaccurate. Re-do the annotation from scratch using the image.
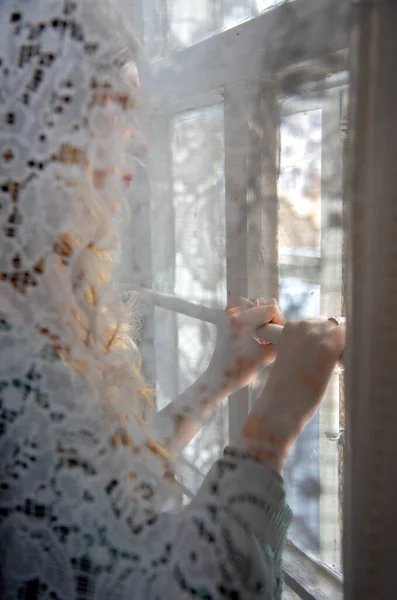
[283,540,343,600]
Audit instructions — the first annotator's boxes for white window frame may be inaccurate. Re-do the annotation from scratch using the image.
[127,0,349,597]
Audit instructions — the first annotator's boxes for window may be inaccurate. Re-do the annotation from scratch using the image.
[144,0,292,59]
[123,0,350,596]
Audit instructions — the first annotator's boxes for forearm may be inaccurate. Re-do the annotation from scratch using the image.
[235,375,300,474]
[236,345,336,474]
[155,366,230,455]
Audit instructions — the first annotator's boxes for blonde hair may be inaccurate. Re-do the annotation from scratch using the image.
[2,177,175,482]
[0,0,172,473]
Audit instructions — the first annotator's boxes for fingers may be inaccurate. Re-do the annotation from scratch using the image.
[233,300,286,333]
[258,298,286,326]
[226,296,252,311]
[326,322,346,359]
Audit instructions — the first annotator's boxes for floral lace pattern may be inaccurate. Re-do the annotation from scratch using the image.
[1,320,291,600]
[0,0,142,390]
[0,2,292,598]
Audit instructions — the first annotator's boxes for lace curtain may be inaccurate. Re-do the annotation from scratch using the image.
[1,1,396,598]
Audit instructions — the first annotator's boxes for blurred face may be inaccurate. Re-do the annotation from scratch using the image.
[89,61,146,212]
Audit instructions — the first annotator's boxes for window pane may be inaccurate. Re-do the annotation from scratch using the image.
[173,105,226,308]
[278,111,323,567]
[177,314,228,490]
[150,104,227,491]
[279,109,322,258]
[223,0,282,30]
[145,0,292,58]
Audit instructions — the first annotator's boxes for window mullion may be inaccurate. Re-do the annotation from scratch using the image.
[224,78,279,441]
[224,79,251,443]
[246,78,280,302]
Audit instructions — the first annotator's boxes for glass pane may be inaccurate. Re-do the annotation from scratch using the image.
[223,0,282,31]
[172,105,226,307]
[278,109,322,259]
[177,314,228,490]
[279,107,322,563]
[145,0,291,58]
[151,104,227,491]
[278,85,346,573]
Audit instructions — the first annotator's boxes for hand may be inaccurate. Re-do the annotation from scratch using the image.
[239,318,345,472]
[156,297,285,455]
[206,297,286,395]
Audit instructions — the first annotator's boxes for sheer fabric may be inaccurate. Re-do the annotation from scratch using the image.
[0,2,293,599]
[0,317,291,599]
[2,1,397,599]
